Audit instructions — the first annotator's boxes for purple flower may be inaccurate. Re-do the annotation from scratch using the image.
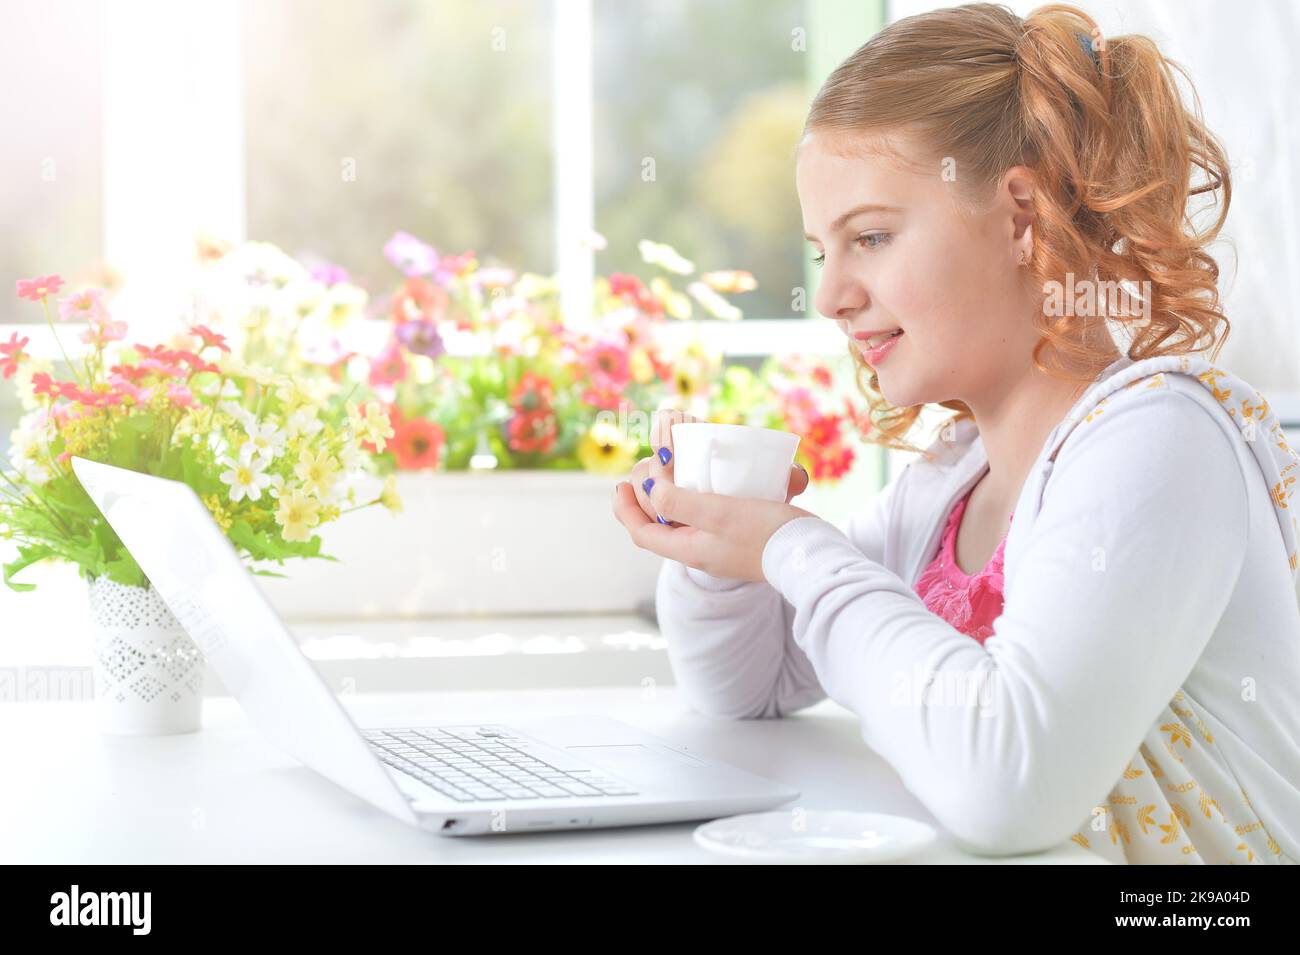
[311,262,352,286]
[383,231,439,277]
[395,319,446,359]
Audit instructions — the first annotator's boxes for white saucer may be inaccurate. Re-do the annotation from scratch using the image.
[693,810,937,864]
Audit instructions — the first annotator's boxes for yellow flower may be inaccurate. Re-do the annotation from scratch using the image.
[649,276,692,319]
[670,361,707,400]
[348,400,395,453]
[293,448,341,499]
[201,494,234,532]
[380,473,403,513]
[275,489,321,542]
[577,420,638,475]
[629,348,655,385]
[365,405,394,452]
[700,269,757,294]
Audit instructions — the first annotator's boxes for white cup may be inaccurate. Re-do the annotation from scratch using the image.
[670,422,801,502]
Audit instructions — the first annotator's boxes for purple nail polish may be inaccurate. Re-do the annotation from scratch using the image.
[642,477,654,495]
[657,515,669,525]
[657,446,672,465]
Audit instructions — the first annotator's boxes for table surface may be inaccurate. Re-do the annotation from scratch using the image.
[0,686,1107,864]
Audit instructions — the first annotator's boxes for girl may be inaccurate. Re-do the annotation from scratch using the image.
[611,2,1300,864]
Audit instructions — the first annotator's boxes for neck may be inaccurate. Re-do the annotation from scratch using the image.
[968,343,1120,505]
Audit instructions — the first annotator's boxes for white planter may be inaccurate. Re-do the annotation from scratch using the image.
[87,576,205,735]
[256,470,664,618]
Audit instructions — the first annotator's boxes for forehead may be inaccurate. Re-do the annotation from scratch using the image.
[796,129,937,224]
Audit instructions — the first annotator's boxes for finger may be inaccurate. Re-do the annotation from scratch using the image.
[614,481,702,563]
[648,409,685,525]
[646,478,734,535]
[630,457,659,522]
[785,463,810,503]
[613,480,653,534]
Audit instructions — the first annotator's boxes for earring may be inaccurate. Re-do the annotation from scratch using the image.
[1019,250,1027,266]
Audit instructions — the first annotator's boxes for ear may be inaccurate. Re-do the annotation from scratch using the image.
[1002,165,1036,261]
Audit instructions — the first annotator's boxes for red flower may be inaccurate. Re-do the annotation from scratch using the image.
[190,323,231,353]
[30,371,56,396]
[510,371,555,411]
[389,276,448,324]
[1,332,29,379]
[844,397,874,440]
[391,417,445,470]
[608,272,662,316]
[15,274,64,302]
[109,362,151,383]
[582,383,623,410]
[805,442,855,480]
[507,408,558,455]
[172,350,220,375]
[811,364,833,388]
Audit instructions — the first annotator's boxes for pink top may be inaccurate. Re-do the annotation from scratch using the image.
[913,486,1011,645]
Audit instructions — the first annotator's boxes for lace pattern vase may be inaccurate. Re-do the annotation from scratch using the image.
[87,575,204,735]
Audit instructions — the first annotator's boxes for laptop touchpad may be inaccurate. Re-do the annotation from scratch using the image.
[567,744,708,771]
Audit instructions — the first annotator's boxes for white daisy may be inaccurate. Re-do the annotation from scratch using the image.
[219,448,272,503]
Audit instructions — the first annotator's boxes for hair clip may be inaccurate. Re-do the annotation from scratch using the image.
[1075,28,1104,67]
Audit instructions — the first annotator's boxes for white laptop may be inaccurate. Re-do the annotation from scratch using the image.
[71,456,800,836]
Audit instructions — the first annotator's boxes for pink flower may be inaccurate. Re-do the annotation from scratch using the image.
[368,344,407,387]
[16,274,64,302]
[383,231,439,277]
[582,341,631,389]
[167,384,195,407]
[79,316,128,347]
[58,288,109,323]
[1,332,29,379]
[190,323,231,353]
[108,375,149,404]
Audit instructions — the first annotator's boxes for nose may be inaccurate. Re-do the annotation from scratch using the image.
[813,264,867,325]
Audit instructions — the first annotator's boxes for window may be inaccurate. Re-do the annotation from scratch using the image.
[0,0,104,318]
[242,0,557,286]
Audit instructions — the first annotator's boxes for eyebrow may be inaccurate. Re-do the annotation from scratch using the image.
[804,203,902,242]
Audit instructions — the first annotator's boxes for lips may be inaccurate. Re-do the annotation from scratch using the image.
[853,328,904,348]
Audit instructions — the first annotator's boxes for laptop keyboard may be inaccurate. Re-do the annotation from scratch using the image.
[363,724,641,803]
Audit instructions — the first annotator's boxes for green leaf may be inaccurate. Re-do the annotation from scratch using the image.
[3,543,56,592]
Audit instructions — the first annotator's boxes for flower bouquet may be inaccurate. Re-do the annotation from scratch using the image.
[353,231,872,481]
[1,274,400,733]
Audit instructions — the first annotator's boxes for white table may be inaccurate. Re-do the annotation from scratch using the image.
[0,686,1107,864]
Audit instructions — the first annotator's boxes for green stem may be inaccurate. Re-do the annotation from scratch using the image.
[41,298,83,385]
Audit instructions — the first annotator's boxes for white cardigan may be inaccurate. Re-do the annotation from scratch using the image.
[654,353,1300,864]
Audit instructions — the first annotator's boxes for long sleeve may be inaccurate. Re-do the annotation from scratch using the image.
[655,464,904,720]
[760,388,1250,856]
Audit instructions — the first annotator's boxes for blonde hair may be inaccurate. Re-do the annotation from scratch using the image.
[802,2,1232,458]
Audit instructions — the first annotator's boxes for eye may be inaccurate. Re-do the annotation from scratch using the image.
[810,231,891,268]
[856,231,891,250]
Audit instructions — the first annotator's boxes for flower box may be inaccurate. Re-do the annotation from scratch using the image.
[255,470,663,618]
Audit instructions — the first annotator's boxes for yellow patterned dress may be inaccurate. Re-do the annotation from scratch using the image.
[1055,359,1298,864]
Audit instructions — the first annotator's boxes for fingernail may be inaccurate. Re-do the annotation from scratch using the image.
[657,446,672,465]
[642,477,654,495]
[656,515,669,525]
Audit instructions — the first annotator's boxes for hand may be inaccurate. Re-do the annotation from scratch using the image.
[612,411,817,582]
[624,409,811,526]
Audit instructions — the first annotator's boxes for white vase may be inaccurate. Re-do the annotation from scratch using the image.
[87,575,205,735]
